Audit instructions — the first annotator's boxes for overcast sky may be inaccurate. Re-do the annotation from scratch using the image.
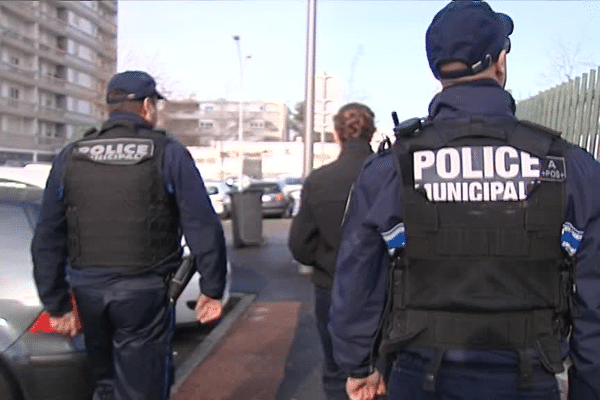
[117,0,600,134]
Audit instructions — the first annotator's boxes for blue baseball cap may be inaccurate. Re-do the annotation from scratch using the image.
[426,1,514,80]
[106,70,165,103]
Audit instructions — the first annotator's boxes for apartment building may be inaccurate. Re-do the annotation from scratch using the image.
[0,0,117,164]
[159,99,290,146]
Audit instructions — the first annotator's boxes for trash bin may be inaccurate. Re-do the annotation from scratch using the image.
[230,190,263,247]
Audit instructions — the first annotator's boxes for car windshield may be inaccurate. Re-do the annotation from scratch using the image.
[249,183,280,194]
[283,177,302,185]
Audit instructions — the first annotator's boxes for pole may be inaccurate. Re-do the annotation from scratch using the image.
[233,35,244,189]
[303,0,317,177]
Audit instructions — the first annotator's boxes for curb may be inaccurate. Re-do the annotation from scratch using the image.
[172,292,256,393]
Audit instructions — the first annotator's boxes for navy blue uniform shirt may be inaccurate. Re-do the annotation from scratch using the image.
[330,81,600,395]
[32,112,227,316]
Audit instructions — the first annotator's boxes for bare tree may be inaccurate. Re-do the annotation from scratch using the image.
[539,37,596,87]
[119,47,192,99]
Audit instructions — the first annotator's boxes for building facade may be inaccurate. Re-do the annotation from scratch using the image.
[0,0,117,163]
[158,99,290,146]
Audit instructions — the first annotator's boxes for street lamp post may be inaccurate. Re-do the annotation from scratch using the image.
[233,35,244,189]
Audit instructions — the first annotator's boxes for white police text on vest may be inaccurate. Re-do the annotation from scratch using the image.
[413,146,565,202]
[75,139,155,165]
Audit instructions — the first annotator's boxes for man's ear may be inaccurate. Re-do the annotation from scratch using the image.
[141,97,156,123]
[142,97,155,114]
[495,49,508,87]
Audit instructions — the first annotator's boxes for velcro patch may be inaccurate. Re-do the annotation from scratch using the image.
[539,156,566,181]
[73,138,154,165]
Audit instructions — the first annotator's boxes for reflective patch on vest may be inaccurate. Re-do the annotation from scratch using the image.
[561,222,583,256]
[540,156,567,181]
[382,223,405,252]
[73,138,154,165]
[413,146,556,202]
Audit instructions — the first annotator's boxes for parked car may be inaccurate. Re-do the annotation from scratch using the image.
[0,165,229,328]
[0,180,94,400]
[204,180,233,218]
[277,175,304,216]
[277,175,303,196]
[244,180,293,218]
[288,188,302,216]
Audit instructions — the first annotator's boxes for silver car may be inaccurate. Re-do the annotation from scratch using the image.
[0,180,93,400]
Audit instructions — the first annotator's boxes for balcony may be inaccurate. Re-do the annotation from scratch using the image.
[0,1,39,22]
[64,81,103,103]
[0,130,37,150]
[36,135,67,152]
[37,105,67,123]
[0,62,37,86]
[0,97,37,117]
[58,1,117,34]
[37,11,67,35]
[64,25,115,60]
[38,73,68,93]
[0,26,37,53]
[37,43,68,64]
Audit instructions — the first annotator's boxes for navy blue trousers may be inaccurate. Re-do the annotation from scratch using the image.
[387,353,560,400]
[315,284,349,400]
[73,274,174,400]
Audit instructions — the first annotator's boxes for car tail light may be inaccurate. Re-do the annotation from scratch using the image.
[27,291,83,334]
[275,193,285,202]
[28,311,57,334]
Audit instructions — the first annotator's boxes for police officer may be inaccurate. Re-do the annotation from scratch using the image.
[329,2,600,399]
[288,102,376,400]
[32,70,228,400]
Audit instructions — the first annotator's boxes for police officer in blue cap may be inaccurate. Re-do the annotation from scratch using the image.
[32,70,228,400]
[330,1,600,399]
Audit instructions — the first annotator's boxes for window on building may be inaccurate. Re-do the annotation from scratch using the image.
[9,88,20,99]
[9,56,20,66]
[200,122,214,129]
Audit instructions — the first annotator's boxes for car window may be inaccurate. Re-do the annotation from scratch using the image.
[0,203,35,285]
[249,184,279,194]
[205,185,218,195]
[283,177,303,185]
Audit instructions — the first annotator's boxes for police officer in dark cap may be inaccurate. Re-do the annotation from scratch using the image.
[330,1,600,399]
[32,70,228,400]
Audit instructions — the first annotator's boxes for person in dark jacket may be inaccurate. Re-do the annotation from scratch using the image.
[330,2,600,400]
[31,70,228,400]
[289,102,376,400]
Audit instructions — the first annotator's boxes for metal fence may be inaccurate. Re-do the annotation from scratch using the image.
[516,67,600,159]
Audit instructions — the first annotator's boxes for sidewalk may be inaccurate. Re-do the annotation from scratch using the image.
[171,299,302,400]
[169,219,327,400]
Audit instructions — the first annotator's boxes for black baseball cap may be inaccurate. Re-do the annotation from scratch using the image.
[106,70,165,104]
[426,1,514,80]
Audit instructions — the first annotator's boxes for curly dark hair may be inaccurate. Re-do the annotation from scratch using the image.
[333,102,376,142]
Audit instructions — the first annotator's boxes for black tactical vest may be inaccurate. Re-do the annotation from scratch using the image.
[64,120,180,271]
[379,118,576,390]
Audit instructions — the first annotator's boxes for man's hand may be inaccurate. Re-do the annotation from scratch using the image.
[49,312,80,337]
[346,370,387,400]
[195,294,223,324]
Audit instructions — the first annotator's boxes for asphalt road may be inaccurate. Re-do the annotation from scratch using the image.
[172,217,327,400]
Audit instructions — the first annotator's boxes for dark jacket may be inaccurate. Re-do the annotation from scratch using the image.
[32,113,227,316]
[330,81,600,397]
[288,140,373,288]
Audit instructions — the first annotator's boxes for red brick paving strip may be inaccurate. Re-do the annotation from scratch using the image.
[171,302,302,400]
